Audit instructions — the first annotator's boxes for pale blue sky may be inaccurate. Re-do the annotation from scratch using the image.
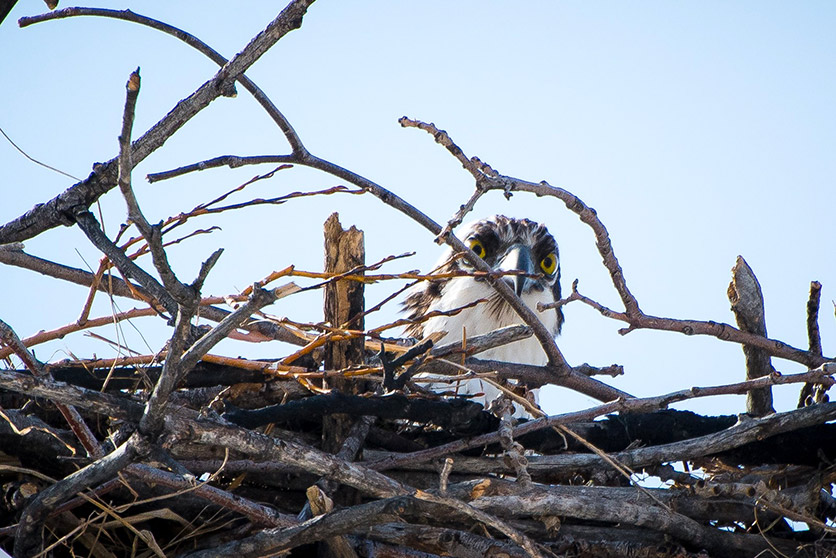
[1,2,834,415]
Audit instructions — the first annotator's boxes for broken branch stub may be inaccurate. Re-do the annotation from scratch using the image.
[727,256,775,416]
[322,212,366,453]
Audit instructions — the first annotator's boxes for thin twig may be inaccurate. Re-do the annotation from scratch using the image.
[0,125,81,181]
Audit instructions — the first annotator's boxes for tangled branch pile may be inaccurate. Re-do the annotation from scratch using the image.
[1,2,834,557]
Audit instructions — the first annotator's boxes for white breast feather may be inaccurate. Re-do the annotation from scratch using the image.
[419,276,558,416]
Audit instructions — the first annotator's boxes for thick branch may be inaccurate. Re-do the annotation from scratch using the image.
[126,463,296,528]
[183,497,409,558]
[138,305,195,436]
[74,210,178,316]
[20,7,306,154]
[0,0,314,245]
[367,366,835,471]
[14,434,142,558]
[372,401,836,476]
[799,280,824,407]
[224,392,497,435]
[471,489,791,558]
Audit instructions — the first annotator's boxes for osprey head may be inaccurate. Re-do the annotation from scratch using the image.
[459,215,561,300]
[403,215,563,348]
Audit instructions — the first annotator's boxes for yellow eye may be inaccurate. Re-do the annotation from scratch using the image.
[540,253,557,275]
[468,239,486,258]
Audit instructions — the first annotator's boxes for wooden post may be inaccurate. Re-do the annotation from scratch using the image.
[727,256,775,416]
[322,212,365,453]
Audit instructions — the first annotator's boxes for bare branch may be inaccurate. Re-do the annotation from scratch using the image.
[1,0,315,245]
[367,365,836,472]
[138,305,196,437]
[550,281,831,369]
[470,488,792,557]
[74,211,177,317]
[20,7,306,154]
[14,435,142,558]
[147,155,296,182]
[114,68,198,305]
[0,319,103,458]
[375,401,836,477]
[126,463,296,528]
[117,69,142,232]
[497,404,532,488]
[182,497,409,558]
[807,280,824,357]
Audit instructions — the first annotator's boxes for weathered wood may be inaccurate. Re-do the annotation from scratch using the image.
[224,391,496,433]
[323,212,366,373]
[306,486,359,558]
[322,213,366,454]
[728,256,775,416]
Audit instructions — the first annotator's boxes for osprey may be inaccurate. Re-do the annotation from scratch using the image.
[403,215,563,415]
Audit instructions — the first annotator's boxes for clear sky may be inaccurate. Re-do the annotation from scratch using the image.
[1,2,834,416]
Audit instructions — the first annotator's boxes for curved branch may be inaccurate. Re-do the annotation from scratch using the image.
[18,6,306,155]
[513,179,641,315]
[0,0,314,245]
[394,121,571,364]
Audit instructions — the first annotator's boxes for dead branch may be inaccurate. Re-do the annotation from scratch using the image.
[555,280,831,368]
[19,6,305,153]
[0,320,102,458]
[367,402,836,477]
[366,366,835,472]
[0,0,314,245]
[470,489,795,557]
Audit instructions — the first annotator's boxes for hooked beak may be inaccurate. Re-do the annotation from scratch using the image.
[498,244,536,296]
